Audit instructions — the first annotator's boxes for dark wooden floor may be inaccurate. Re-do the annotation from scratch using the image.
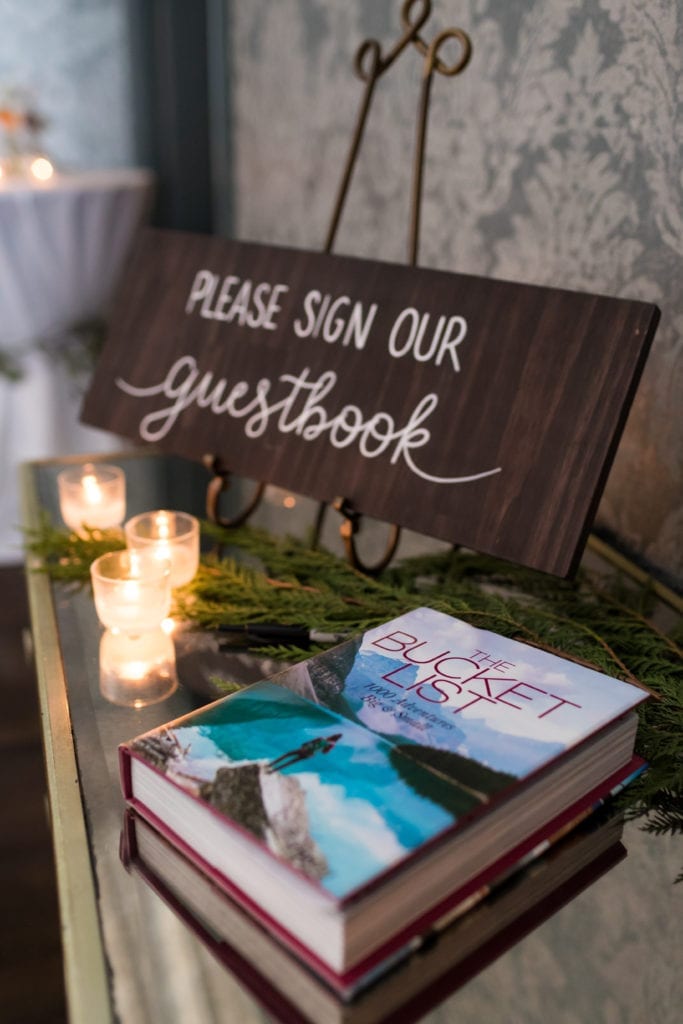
[0,565,67,1023]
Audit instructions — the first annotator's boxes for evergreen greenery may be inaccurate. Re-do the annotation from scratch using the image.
[25,516,682,873]
[25,514,126,580]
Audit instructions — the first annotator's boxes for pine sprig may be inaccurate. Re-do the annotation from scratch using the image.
[24,512,126,580]
[638,791,683,836]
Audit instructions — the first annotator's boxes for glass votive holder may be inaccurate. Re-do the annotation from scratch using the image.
[99,628,177,707]
[90,549,171,634]
[57,462,126,534]
[124,510,200,588]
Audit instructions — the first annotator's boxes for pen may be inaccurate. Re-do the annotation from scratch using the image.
[217,623,351,647]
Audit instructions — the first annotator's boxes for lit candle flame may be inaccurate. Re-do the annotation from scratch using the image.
[155,542,172,564]
[156,511,171,539]
[128,550,142,578]
[82,473,103,506]
[123,580,140,602]
[120,659,149,680]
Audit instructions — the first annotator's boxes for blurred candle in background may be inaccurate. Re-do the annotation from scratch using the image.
[57,462,125,534]
[28,155,54,181]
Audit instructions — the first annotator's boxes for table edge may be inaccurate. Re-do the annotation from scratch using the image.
[21,461,114,1024]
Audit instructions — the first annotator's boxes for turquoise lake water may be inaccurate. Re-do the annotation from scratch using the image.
[174,682,457,897]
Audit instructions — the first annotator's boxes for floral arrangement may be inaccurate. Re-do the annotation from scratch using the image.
[0,87,48,175]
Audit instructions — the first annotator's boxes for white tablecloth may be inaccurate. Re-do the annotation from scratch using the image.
[0,168,154,561]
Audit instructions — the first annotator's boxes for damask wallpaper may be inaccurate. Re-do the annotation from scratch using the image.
[226,0,682,585]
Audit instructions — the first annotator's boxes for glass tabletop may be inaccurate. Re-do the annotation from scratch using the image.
[24,453,682,1024]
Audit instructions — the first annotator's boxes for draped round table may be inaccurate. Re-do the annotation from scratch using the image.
[0,168,154,561]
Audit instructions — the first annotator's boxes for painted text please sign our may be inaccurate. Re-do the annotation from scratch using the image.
[82,230,659,576]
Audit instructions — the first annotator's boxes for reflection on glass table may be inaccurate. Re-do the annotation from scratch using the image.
[120,808,626,1024]
[99,628,178,709]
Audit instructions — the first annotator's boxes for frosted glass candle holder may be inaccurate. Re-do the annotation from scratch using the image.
[90,550,171,633]
[57,463,125,534]
[99,628,177,708]
[124,510,200,589]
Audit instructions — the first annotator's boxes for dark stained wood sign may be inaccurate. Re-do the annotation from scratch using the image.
[82,228,659,576]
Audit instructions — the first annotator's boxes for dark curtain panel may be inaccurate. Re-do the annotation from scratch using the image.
[125,0,216,233]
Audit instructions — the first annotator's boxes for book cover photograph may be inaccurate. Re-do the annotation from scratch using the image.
[125,608,645,905]
[273,606,643,781]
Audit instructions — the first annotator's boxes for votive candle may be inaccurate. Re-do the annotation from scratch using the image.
[90,549,171,633]
[57,462,125,534]
[125,510,199,588]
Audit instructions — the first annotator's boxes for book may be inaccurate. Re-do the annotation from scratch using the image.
[119,607,646,983]
[121,807,627,1024]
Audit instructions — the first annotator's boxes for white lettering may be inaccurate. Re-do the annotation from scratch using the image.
[436,316,467,371]
[293,290,320,338]
[388,308,467,372]
[344,300,377,350]
[263,283,289,330]
[185,270,289,331]
[116,360,501,485]
[185,270,218,314]
[213,275,239,319]
[388,308,418,358]
[293,290,377,350]
[322,296,351,343]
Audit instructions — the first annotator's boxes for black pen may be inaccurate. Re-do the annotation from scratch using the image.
[217,623,350,647]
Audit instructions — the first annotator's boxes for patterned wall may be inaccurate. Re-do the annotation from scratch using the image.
[226,0,683,585]
[0,0,133,170]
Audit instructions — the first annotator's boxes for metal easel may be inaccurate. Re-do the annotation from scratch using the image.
[206,0,472,573]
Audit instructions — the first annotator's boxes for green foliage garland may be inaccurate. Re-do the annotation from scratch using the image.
[25,517,682,873]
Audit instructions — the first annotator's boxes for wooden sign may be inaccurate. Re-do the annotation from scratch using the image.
[82,229,659,577]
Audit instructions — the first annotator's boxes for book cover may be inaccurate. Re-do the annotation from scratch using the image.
[124,608,644,902]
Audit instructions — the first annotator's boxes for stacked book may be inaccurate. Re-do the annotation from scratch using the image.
[119,607,646,1022]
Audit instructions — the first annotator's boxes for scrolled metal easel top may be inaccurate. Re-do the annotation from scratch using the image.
[327,0,472,263]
